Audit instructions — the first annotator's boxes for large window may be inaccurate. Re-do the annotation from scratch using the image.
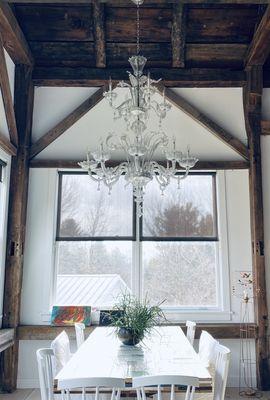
[55,172,223,315]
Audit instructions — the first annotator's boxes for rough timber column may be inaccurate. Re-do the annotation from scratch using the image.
[244,65,269,390]
[1,65,34,392]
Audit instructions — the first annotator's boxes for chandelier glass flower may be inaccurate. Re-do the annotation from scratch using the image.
[79,0,198,216]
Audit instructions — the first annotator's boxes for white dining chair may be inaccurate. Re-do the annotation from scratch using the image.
[212,344,231,400]
[36,348,55,400]
[198,330,218,368]
[75,322,85,349]
[51,331,72,375]
[133,375,200,400]
[58,377,126,400]
[186,321,196,346]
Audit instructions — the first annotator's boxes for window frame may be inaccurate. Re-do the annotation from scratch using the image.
[53,170,231,321]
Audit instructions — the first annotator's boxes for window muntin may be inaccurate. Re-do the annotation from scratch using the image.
[55,172,220,312]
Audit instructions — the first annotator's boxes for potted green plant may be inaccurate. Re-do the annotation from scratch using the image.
[109,293,165,346]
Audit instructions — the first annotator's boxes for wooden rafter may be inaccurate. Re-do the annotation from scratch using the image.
[0,132,17,156]
[0,3,33,65]
[245,5,270,67]
[171,3,186,68]
[93,0,106,68]
[0,35,18,146]
[29,159,249,170]
[159,86,249,161]
[243,66,269,390]
[30,86,109,159]
[32,67,246,88]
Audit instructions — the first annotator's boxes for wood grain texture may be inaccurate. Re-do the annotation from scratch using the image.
[261,120,270,134]
[243,66,269,390]
[0,36,18,146]
[171,3,186,68]
[30,86,107,159]
[32,67,246,87]
[0,329,14,353]
[17,323,257,341]
[0,3,33,65]
[0,132,17,156]
[160,86,249,160]
[1,65,34,392]
[93,0,106,68]
[29,159,250,170]
[245,5,270,67]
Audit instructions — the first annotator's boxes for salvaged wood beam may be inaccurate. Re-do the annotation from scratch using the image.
[17,323,257,341]
[0,3,33,65]
[245,6,270,67]
[33,67,246,88]
[1,64,34,392]
[0,36,18,146]
[0,132,16,156]
[93,0,106,68]
[30,86,108,159]
[29,159,249,170]
[243,66,269,390]
[261,120,270,135]
[171,3,186,68]
[160,86,249,160]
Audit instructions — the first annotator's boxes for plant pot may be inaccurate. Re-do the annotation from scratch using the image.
[117,327,142,346]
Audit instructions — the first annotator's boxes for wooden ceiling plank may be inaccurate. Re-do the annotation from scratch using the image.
[93,0,106,68]
[171,3,186,68]
[32,67,246,88]
[245,5,270,67]
[29,159,249,170]
[159,85,249,160]
[30,86,108,159]
[0,3,33,65]
[0,131,17,156]
[0,36,18,146]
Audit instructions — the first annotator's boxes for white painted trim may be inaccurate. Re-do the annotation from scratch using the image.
[0,148,11,328]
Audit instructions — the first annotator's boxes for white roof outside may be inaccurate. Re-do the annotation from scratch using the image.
[55,274,129,307]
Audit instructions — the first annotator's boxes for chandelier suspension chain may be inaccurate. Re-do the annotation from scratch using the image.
[136,2,140,55]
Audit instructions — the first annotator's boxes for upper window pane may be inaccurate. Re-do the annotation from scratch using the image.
[58,174,134,238]
[142,174,217,238]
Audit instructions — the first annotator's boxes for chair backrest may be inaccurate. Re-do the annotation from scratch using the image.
[133,375,200,400]
[75,323,85,349]
[59,377,126,400]
[36,348,54,400]
[198,330,218,368]
[213,344,231,400]
[186,321,196,346]
[51,331,72,375]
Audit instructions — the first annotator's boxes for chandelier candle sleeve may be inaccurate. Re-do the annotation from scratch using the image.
[79,0,198,216]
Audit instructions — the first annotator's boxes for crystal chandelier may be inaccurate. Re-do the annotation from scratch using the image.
[79,0,198,216]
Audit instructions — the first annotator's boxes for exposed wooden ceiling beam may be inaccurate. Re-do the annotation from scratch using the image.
[30,86,108,159]
[93,0,106,68]
[171,3,186,69]
[160,86,249,160]
[0,132,17,156]
[0,3,33,65]
[29,159,249,170]
[4,0,270,4]
[33,67,246,88]
[0,36,18,146]
[245,5,270,67]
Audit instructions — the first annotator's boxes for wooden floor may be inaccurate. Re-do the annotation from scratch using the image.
[1,389,270,400]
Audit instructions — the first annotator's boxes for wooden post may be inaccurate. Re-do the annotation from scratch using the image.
[1,64,34,392]
[244,65,270,390]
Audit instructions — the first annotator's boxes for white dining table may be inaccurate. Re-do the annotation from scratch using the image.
[56,326,212,389]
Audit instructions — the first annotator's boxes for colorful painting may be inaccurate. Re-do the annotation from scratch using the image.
[50,306,91,326]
